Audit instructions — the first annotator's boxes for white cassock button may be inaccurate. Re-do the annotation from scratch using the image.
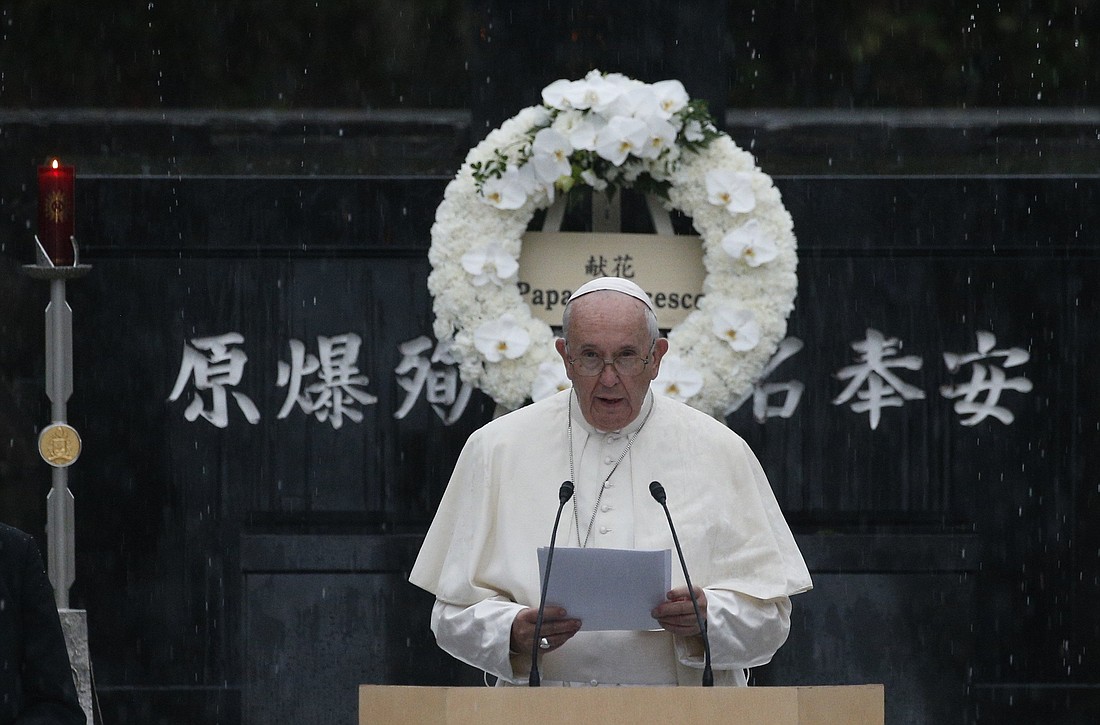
[601,504,611,512]
[600,526,610,534]
[603,456,615,465]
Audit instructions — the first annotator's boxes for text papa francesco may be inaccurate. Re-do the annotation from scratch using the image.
[518,283,704,311]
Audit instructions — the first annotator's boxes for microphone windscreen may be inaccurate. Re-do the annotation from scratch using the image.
[649,480,666,504]
[559,481,575,503]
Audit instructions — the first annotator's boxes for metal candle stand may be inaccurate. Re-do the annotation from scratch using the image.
[20,235,95,724]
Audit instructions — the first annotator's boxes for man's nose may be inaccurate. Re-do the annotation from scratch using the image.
[597,360,621,385]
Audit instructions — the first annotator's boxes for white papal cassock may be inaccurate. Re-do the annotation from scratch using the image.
[410,388,812,686]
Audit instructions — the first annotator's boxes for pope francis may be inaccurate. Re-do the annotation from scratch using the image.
[410,277,811,686]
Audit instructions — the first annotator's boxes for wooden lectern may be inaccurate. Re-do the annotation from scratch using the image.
[359,684,884,725]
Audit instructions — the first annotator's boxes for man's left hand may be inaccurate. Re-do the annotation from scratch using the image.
[651,586,707,636]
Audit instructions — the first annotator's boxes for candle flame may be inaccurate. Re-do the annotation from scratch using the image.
[50,158,60,169]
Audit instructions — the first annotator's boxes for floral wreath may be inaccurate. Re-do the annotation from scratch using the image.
[428,70,798,417]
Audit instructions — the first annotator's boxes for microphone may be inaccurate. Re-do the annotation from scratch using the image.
[530,480,575,687]
[649,480,714,687]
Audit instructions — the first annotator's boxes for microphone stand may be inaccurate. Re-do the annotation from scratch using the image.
[530,480,574,687]
[649,480,714,686]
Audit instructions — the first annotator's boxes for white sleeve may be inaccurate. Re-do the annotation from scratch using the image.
[673,589,792,671]
[430,597,530,683]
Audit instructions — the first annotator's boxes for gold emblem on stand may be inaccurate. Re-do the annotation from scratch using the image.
[38,423,82,467]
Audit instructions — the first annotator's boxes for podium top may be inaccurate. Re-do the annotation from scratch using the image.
[358,684,884,725]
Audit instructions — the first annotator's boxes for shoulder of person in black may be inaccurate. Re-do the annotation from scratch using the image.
[0,523,86,725]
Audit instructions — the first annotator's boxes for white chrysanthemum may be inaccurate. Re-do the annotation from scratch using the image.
[683,119,705,142]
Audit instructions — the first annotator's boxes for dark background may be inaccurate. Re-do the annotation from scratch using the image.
[2,1,1097,109]
[1,2,1098,724]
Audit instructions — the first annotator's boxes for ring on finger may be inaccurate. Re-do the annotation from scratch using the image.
[539,637,551,650]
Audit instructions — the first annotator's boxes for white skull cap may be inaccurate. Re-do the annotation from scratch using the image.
[568,276,655,311]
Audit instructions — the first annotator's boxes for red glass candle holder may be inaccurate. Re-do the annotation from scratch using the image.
[37,159,76,266]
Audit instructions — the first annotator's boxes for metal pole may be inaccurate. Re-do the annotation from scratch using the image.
[24,220,94,724]
[45,277,76,609]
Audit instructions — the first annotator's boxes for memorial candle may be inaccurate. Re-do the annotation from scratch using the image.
[37,158,76,266]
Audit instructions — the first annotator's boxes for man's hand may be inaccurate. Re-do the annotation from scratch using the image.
[510,606,582,653]
[652,586,707,636]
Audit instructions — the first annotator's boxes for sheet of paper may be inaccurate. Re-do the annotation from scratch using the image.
[537,547,672,631]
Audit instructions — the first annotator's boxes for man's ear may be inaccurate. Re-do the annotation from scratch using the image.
[648,338,670,379]
[555,338,574,380]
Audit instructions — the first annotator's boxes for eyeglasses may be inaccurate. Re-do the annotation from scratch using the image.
[567,342,655,377]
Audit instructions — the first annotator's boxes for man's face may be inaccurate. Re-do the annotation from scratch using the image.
[555,291,668,431]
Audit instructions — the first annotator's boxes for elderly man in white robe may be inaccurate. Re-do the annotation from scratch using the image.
[410,277,812,686]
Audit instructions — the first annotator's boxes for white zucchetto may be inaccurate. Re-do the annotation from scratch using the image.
[568,276,655,311]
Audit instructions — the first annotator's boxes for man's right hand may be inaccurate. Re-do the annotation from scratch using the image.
[510,606,582,654]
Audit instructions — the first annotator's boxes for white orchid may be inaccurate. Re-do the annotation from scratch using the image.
[636,116,678,160]
[651,80,690,119]
[712,305,761,351]
[581,71,632,112]
[480,169,528,210]
[610,84,659,120]
[473,314,531,362]
[461,241,519,287]
[541,78,576,110]
[550,110,581,139]
[475,71,719,202]
[552,111,603,152]
[595,70,633,87]
[654,355,704,402]
[594,115,649,165]
[543,73,625,112]
[570,117,603,151]
[530,127,574,185]
[531,360,572,401]
[588,75,631,113]
[705,169,756,214]
[721,219,779,267]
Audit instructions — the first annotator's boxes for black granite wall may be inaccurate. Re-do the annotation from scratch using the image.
[1,4,1098,716]
[2,122,1098,722]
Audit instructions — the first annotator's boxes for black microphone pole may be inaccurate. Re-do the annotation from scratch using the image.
[530,480,574,687]
[649,480,714,686]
